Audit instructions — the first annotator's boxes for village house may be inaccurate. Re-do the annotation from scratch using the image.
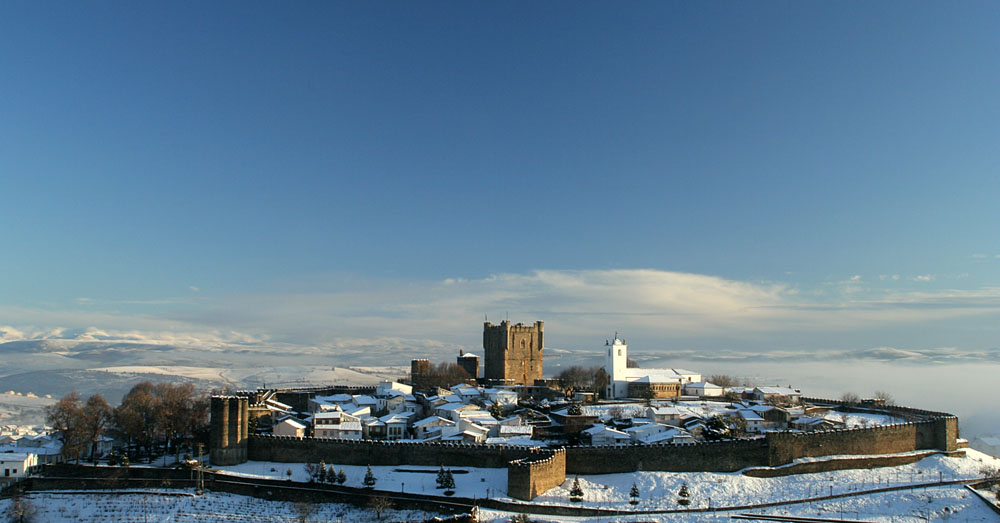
[313,409,363,440]
[752,386,802,405]
[582,424,631,446]
[273,417,307,438]
[647,406,683,426]
[1,453,38,485]
[682,381,724,397]
[412,415,454,440]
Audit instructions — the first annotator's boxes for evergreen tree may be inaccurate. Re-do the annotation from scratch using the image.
[442,469,456,491]
[318,460,327,483]
[336,468,347,485]
[363,465,377,488]
[629,482,639,505]
[436,465,448,489]
[569,477,584,501]
[327,465,336,483]
[678,482,691,505]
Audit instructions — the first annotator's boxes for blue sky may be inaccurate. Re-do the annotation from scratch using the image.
[2,2,999,357]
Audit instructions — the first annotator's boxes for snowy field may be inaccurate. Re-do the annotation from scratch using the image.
[0,489,439,522]
[212,449,1000,522]
[4,450,998,522]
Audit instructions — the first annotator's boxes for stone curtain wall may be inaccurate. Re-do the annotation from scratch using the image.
[565,439,770,475]
[247,416,957,474]
[766,418,959,466]
[249,435,545,468]
[507,448,566,501]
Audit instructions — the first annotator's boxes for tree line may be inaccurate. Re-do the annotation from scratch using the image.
[45,381,209,463]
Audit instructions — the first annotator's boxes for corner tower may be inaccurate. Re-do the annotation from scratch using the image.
[483,320,544,385]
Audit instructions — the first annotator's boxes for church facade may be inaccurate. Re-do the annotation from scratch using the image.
[604,337,701,399]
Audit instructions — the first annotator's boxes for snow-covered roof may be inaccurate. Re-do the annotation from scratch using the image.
[738,410,764,422]
[413,416,454,428]
[685,381,723,389]
[499,425,532,436]
[279,418,306,429]
[459,353,479,358]
[583,424,630,438]
[338,421,362,432]
[648,406,682,416]
[754,387,800,396]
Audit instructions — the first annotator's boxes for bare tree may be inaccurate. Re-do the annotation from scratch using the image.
[840,392,861,406]
[367,495,393,520]
[293,501,317,523]
[6,489,37,523]
[873,390,895,406]
[45,392,86,463]
[708,375,740,388]
[115,382,160,460]
[80,394,112,462]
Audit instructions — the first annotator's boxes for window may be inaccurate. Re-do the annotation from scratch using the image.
[618,349,622,356]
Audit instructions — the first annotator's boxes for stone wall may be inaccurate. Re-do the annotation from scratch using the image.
[507,448,566,501]
[765,418,956,466]
[249,435,542,468]
[565,439,770,474]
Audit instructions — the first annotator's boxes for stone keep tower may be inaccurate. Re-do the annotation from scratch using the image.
[210,395,249,466]
[483,320,544,385]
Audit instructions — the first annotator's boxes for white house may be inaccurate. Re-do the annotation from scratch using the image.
[647,406,683,426]
[314,409,363,440]
[752,387,801,405]
[624,422,671,443]
[412,416,455,440]
[273,418,307,438]
[1,453,38,484]
[582,424,631,446]
[737,410,765,433]
[604,337,701,399]
[682,381,724,397]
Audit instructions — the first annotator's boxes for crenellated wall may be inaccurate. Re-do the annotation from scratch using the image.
[249,435,545,468]
[507,448,566,501]
[566,439,769,474]
[213,391,961,500]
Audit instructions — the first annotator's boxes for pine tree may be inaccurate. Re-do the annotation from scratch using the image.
[443,469,456,492]
[629,482,639,505]
[436,465,448,489]
[363,465,377,488]
[336,468,346,485]
[326,465,336,483]
[678,482,691,505]
[318,460,327,483]
[570,477,584,501]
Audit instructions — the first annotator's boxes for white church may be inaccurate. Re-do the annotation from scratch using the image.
[604,337,702,399]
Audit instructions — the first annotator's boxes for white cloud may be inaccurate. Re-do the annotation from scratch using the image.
[914,275,935,282]
[849,275,862,282]
[3,269,1000,361]
[189,285,200,292]
[971,254,988,259]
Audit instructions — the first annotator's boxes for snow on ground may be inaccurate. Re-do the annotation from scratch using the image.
[217,449,1000,522]
[222,461,508,500]
[0,489,438,522]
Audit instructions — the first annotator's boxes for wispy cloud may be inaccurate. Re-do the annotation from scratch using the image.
[2,269,999,361]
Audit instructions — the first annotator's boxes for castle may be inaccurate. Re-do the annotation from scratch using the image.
[483,320,544,385]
